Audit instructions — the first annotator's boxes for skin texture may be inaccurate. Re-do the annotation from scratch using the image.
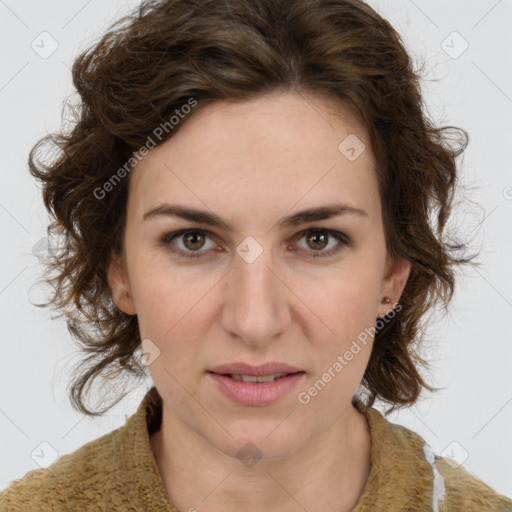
[108,90,411,512]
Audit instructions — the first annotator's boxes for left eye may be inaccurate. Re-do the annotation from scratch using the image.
[159,228,349,259]
[293,229,349,258]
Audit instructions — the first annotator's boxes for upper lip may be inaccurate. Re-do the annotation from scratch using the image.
[209,362,304,376]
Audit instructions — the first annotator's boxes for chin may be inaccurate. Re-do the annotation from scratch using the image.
[211,423,306,464]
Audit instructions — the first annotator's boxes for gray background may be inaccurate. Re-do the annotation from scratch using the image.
[1,0,511,497]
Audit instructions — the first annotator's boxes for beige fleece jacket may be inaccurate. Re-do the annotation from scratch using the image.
[1,387,510,511]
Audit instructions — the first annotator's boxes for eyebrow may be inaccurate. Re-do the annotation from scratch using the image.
[142,202,368,231]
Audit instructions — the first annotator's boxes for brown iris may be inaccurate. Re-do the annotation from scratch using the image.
[305,231,328,251]
[182,232,206,251]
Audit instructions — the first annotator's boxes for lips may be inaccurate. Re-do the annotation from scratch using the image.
[208,370,306,406]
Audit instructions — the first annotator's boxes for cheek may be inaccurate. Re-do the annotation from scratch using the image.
[136,281,208,347]
[126,243,206,330]
[296,259,382,335]
[129,266,216,374]
[336,244,386,316]
[301,278,377,403]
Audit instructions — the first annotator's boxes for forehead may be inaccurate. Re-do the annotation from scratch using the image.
[127,91,380,226]
[159,91,370,157]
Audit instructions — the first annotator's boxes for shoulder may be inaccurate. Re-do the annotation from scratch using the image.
[0,425,123,512]
[359,402,512,512]
[386,417,512,511]
[434,456,512,512]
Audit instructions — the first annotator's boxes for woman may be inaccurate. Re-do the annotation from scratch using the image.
[1,0,510,510]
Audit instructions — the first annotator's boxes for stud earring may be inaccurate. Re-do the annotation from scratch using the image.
[377,296,392,320]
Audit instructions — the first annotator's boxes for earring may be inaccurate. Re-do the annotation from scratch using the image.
[377,296,392,320]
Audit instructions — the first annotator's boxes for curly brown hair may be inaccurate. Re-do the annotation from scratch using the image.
[30,0,478,417]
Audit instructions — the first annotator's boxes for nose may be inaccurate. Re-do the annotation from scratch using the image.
[219,242,292,347]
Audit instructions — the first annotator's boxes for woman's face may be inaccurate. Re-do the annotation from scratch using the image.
[109,90,410,460]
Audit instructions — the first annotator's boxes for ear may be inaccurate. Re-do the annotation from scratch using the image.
[107,250,136,316]
[378,253,411,317]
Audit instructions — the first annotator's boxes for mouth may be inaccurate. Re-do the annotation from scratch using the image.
[208,371,306,383]
[208,361,305,377]
[228,372,301,382]
[206,368,307,406]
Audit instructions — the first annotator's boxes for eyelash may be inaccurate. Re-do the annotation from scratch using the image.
[159,228,350,260]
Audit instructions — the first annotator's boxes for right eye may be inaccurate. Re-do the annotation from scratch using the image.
[159,229,217,259]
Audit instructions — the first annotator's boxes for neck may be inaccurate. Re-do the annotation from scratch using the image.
[150,401,372,512]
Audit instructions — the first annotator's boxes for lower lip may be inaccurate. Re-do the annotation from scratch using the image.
[207,372,306,406]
